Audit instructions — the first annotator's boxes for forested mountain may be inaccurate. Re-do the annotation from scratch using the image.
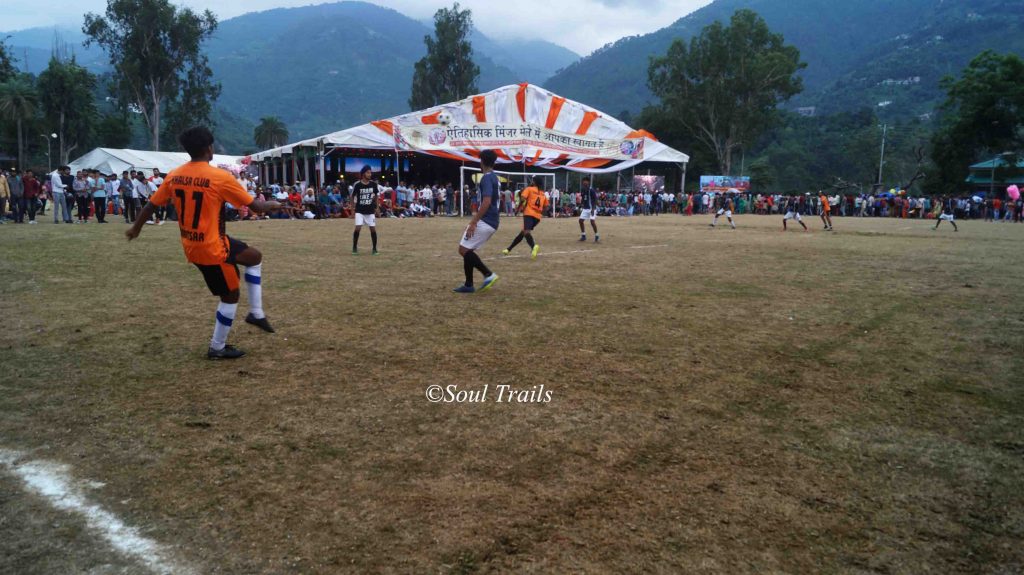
[545,0,1024,121]
[4,0,1019,154]
[3,2,579,150]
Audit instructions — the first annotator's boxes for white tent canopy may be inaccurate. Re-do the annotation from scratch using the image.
[69,148,244,176]
[250,83,688,174]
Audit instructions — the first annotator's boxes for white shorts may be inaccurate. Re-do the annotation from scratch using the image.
[579,209,597,220]
[940,213,955,221]
[716,209,732,217]
[355,213,376,227]
[784,211,802,221]
[459,221,497,251]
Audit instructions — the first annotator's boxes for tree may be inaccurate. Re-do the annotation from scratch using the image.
[162,55,221,150]
[95,113,132,148]
[647,9,804,175]
[926,51,1024,195]
[254,117,289,150]
[37,55,98,164]
[83,0,219,151]
[91,73,135,149]
[0,36,17,83]
[409,3,479,110]
[0,79,39,171]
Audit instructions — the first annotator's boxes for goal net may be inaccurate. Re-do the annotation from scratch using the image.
[459,166,558,217]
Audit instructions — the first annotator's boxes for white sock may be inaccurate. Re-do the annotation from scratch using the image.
[211,302,237,351]
[244,264,264,319]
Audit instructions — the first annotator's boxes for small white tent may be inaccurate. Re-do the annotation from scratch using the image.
[69,148,244,175]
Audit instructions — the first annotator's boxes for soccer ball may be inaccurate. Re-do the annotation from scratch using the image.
[436,111,453,126]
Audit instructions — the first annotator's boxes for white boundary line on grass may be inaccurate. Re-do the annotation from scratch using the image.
[436,244,671,259]
[0,449,193,575]
[501,249,595,259]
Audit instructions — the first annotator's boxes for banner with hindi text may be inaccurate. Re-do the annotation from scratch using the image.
[394,123,644,161]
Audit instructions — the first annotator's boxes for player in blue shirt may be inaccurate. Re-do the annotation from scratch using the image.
[578,177,600,242]
[454,150,501,293]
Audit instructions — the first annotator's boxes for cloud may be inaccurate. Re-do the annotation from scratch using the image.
[2,0,711,55]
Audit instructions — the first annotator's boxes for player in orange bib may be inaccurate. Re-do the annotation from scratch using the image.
[503,176,549,260]
[126,126,281,359]
[818,191,834,231]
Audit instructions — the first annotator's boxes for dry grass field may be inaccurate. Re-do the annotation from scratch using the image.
[1,213,1023,574]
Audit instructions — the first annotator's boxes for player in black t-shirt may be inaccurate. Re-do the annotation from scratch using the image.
[932,196,958,232]
[710,194,736,229]
[350,165,380,254]
[782,196,808,232]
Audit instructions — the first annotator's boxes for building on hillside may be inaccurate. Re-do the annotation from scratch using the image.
[965,155,1024,197]
[796,107,816,117]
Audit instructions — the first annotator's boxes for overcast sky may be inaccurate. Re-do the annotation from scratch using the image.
[2,0,712,55]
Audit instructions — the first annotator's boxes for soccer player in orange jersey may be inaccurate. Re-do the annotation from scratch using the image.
[819,191,834,231]
[126,126,281,359]
[503,176,549,260]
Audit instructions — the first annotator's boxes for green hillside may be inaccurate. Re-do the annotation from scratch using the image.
[803,1,1024,119]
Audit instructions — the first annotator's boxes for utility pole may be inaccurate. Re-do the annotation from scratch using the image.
[990,157,996,200]
[877,124,888,189]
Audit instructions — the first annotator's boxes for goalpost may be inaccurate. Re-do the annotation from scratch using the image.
[459,166,559,218]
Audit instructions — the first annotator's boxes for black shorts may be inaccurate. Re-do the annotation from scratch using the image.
[194,237,248,297]
[523,216,540,231]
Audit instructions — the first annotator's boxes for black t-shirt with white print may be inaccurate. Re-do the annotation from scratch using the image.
[352,180,378,215]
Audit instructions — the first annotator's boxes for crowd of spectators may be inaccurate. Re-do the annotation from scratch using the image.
[3,166,1022,224]
[544,189,1024,221]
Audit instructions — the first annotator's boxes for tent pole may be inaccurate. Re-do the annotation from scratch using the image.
[317,141,325,190]
[459,162,464,217]
[395,149,401,191]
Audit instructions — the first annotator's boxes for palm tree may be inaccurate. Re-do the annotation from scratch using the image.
[0,79,39,171]
[254,116,289,150]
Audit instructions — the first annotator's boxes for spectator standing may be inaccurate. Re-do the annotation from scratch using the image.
[39,175,49,216]
[120,171,136,222]
[0,168,10,221]
[149,170,166,223]
[9,170,24,222]
[133,173,157,224]
[73,171,90,222]
[106,173,119,217]
[502,184,513,216]
[50,166,71,223]
[22,170,41,224]
[93,169,108,223]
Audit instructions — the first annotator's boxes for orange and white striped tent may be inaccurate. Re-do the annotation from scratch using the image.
[250,83,688,174]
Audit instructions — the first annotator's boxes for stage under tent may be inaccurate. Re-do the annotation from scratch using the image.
[248,83,690,210]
